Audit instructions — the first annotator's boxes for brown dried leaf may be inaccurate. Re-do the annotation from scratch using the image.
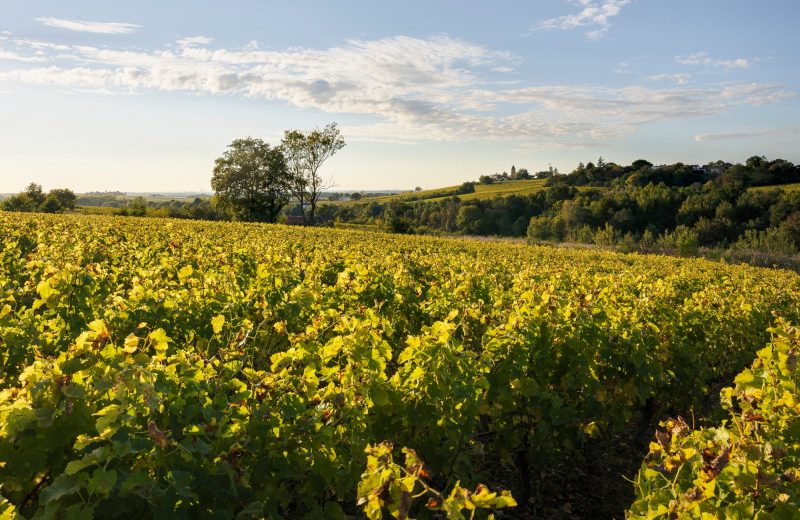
[147,421,170,448]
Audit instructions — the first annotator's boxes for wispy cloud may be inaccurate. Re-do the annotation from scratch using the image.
[647,73,691,85]
[676,52,750,70]
[0,49,47,63]
[695,128,800,142]
[177,36,214,47]
[36,17,140,34]
[536,0,631,40]
[613,61,632,74]
[0,34,793,148]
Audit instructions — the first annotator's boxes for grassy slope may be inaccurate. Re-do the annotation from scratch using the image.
[749,182,800,192]
[361,178,800,204]
[352,179,549,204]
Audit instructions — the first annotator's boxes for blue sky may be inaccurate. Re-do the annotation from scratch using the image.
[1,0,798,192]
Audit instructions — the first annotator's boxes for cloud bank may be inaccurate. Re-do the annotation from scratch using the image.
[0,33,792,148]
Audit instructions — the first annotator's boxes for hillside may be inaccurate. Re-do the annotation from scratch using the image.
[359,178,550,203]
[749,181,800,192]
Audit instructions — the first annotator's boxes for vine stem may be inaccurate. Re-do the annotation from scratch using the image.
[20,472,50,510]
[444,428,466,488]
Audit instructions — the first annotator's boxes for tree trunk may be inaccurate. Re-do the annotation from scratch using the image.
[308,199,316,225]
[297,193,307,224]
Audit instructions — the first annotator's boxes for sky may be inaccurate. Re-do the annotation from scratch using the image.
[0,0,799,193]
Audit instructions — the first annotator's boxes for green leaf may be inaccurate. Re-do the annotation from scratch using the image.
[40,474,84,505]
[123,333,139,353]
[87,468,117,496]
[723,501,754,520]
[149,328,170,353]
[64,503,96,520]
[211,314,225,334]
[37,280,54,299]
[178,264,193,280]
[65,458,95,476]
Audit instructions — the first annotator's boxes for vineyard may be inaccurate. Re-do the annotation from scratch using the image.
[359,179,549,204]
[1,213,800,519]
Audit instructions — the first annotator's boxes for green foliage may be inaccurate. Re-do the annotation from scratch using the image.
[629,318,800,518]
[324,157,800,270]
[281,123,345,224]
[456,205,482,234]
[1,213,799,517]
[2,185,76,214]
[656,225,700,256]
[1,193,38,213]
[357,443,516,519]
[126,196,149,217]
[43,189,77,213]
[211,137,292,222]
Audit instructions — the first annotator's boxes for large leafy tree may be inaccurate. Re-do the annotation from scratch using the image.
[41,188,77,213]
[1,183,72,213]
[211,138,292,222]
[281,123,345,225]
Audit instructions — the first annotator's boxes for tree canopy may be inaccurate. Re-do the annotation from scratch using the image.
[281,123,345,224]
[2,183,75,213]
[210,138,291,222]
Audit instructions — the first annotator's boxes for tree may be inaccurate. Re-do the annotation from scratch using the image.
[40,195,63,213]
[746,155,766,169]
[351,192,362,201]
[42,188,76,213]
[281,123,345,225]
[211,138,291,222]
[1,182,50,213]
[24,183,45,206]
[2,193,37,212]
[128,196,148,217]
[456,205,482,234]
[631,159,652,170]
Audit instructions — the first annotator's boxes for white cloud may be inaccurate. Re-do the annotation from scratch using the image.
[36,17,140,34]
[647,73,691,85]
[0,49,48,63]
[695,128,800,142]
[676,52,750,70]
[537,0,631,40]
[614,61,632,74]
[177,36,214,47]
[0,34,792,148]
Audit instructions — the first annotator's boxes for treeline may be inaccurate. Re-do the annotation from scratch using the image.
[323,156,800,266]
[2,189,226,221]
[1,183,76,213]
[115,196,224,220]
[6,153,800,267]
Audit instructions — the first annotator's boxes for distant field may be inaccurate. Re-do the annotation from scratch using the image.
[355,179,549,204]
[73,205,119,215]
[749,182,800,192]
